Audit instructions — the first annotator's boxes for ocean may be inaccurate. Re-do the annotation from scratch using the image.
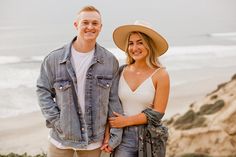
[0,0,236,119]
[0,44,236,119]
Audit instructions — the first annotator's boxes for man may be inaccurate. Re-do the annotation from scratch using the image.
[36,5,123,157]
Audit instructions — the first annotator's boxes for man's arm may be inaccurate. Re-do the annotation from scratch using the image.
[107,58,123,149]
[36,56,60,129]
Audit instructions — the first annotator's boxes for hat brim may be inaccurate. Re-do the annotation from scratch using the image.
[113,25,168,56]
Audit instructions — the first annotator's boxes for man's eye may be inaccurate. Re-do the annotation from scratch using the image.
[82,21,89,25]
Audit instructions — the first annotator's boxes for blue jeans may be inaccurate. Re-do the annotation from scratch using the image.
[113,126,139,157]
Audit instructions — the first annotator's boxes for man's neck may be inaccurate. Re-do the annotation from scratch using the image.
[73,38,96,53]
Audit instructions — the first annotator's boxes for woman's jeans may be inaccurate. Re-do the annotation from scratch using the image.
[113,126,139,157]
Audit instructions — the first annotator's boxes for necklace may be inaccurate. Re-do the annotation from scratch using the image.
[129,66,151,75]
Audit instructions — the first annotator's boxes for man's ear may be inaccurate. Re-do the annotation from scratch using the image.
[73,20,78,29]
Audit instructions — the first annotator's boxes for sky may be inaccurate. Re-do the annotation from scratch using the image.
[0,0,236,49]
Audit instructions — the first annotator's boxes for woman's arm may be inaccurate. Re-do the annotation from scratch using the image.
[152,68,170,113]
[109,112,147,128]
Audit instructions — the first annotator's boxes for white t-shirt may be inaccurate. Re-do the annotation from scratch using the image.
[49,46,102,150]
[71,46,94,115]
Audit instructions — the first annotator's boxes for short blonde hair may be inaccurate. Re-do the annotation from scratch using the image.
[125,32,161,68]
[78,5,100,15]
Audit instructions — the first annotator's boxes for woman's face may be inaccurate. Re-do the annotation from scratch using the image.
[128,33,149,62]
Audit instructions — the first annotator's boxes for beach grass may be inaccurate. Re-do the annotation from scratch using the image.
[0,152,110,157]
[0,153,46,157]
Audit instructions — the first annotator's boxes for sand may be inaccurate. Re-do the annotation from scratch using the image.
[0,111,48,155]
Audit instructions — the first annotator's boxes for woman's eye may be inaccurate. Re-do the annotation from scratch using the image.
[128,42,133,46]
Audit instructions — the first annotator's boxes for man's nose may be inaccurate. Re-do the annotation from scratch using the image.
[87,23,94,29]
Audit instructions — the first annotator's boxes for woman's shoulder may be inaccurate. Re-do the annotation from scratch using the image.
[118,64,128,75]
[152,67,170,82]
[119,64,127,70]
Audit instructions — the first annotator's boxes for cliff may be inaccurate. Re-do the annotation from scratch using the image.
[166,74,236,157]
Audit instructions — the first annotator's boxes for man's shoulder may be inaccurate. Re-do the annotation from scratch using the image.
[44,46,65,60]
[49,46,65,56]
[96,44,116,59]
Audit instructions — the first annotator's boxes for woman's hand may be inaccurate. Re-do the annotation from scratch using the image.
[109,112,127,128]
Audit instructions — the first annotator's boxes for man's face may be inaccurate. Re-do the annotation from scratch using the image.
[74,11,102,42]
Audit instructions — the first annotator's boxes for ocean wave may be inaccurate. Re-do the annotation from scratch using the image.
[0,56,22,64]
[0,45,236,65]
[164,45,236,56]
[0,106,40,118]
[0,56,44,64]
[208,32,236,37]
[0,68,39,89]
[207,32,236,42]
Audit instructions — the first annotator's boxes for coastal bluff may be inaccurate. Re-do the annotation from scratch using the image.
[165,74,236,157]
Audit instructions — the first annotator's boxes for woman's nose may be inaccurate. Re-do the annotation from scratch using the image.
[132,44,138,51]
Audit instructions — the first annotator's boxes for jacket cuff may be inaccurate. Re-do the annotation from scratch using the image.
[108,128,122,149]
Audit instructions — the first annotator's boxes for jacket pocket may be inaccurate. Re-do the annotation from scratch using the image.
[96,75,113,88]
[96,75,113,121]
[53,80,73,139]
[53,80,72,107]
[54,119,63,134]
[54,80,71,91]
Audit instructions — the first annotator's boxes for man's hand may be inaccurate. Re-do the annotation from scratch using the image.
[101,123,113,153]
[101,143,113,153]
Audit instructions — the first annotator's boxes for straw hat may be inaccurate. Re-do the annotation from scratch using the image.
[113,20,168,56]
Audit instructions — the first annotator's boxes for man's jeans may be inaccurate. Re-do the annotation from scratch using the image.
[48,142,101,157]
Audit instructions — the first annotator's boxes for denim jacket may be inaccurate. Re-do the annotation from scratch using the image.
[138,108,168,157]
[36,37,123,149]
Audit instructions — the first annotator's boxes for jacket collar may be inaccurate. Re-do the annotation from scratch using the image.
[59,36,104,64]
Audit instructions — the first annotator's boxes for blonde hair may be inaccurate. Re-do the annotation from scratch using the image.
[78,5,100,15]
[125,32,161,68]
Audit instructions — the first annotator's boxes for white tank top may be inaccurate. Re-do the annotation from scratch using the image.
[118,68,162,116]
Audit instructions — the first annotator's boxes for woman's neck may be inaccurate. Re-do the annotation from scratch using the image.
[130,61,151,72]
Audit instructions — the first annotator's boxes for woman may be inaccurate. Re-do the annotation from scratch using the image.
[102,21,170,157]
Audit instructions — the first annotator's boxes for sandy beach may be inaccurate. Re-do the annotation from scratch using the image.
[0,111,48,155]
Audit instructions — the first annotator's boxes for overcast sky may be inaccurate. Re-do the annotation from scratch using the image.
[1,0,236,47]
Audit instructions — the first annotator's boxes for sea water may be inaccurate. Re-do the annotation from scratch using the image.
[0,44,236,118]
